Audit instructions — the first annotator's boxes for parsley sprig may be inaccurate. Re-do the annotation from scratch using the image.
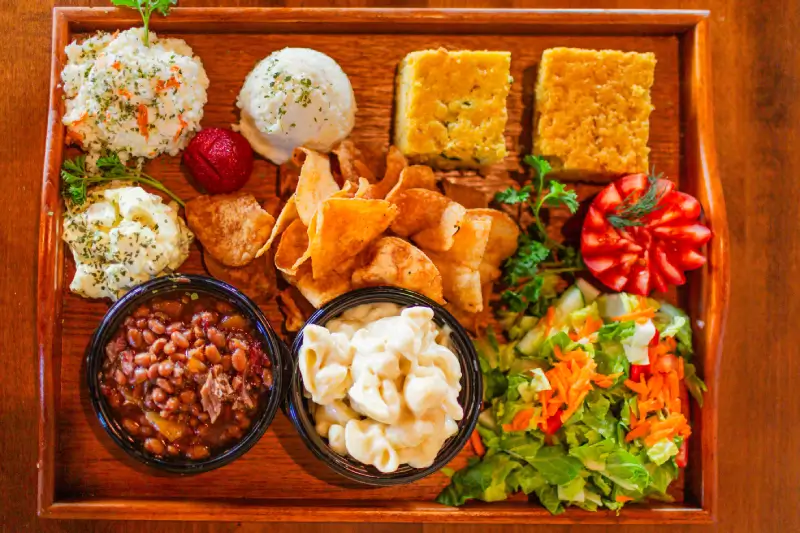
[606,167,668,229]
[111,0,177,46]
[61,153,184,207]
[494,155,582,314]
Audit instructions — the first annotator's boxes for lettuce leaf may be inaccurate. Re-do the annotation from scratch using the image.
[646,438,679,466]
[602,449,651,492]
[569,439,617,471]
[436,454,522,506]
[529,445,583,486]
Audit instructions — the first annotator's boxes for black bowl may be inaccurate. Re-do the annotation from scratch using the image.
[285,286,482,486]
[86,274,289,474]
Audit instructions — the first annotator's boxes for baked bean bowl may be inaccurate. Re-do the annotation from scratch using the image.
[86,275,288,473]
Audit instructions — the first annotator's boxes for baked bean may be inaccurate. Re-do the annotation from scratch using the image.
[230,338,249,352]
[142,329,156,345]
[151,387,167,404]
[232,349,247,373]
[207,327,226,348]
[147,318,166,335]
[127,328,143,348]
[144,438,165,455]
[171,331,189,349]
[102,294,273,462]
[122,418,140,434]
[180,390,196,405]
[134,352,152,366]
[204,344,221,364]
[185,445,210,460]
[169,351,187,363]
[158,360,174,378]
[149,338,167,355]
[133,367,148,384]
[164,397,181,412]
[187,347,205,362]
[156,378,174,394]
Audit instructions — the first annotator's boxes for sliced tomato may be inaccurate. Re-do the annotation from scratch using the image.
[540,409,565,435]
[581,174,712,295]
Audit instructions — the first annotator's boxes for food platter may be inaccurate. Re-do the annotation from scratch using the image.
[37,7,728,524]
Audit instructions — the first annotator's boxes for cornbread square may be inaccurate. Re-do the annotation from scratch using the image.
[394,48,511,169]
[534,47,656,177]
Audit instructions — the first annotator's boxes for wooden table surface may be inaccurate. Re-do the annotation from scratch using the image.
[2,0,797,532]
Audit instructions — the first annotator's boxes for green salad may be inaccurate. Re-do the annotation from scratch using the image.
[436,282,707,513]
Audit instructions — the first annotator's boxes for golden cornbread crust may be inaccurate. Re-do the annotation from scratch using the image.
[534,47,656,177]
[394,48,511,169]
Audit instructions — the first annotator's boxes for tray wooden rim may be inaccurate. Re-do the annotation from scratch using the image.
[36,7,729,524]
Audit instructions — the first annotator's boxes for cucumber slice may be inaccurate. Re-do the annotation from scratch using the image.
[554,285,585,321]
[478,408,498,430]
[474,337,499,369]
[519,315,538,331]
[510,357,546,374]
[576,278,602,304]
[508,325,524,341]
[499,342,517,372]
[597,293,629,319]
[497,310,521,332]
[517,324,547,357]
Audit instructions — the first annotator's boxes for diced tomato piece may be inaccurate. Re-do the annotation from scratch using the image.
[676,438,689,468]
[630,364,650,382]
[540,409,564,435]
[581,174,712,296]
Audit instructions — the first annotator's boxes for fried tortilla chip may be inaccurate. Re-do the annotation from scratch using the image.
[333,140,376,185]
[295,148,340,225]
[351,237,444,303]
[471,208,520,268]
[362,146,407,200]
[186,193,275,267]
[277,288,308,332]
[274,218,311,275]
[256,196,299,258]
[285,260,354,309]
[308,197,397,280]
[427,257,484,313]
[433,211,493,270]
[389,189,467,252]
[385,165,437,204]
[204,252,276,302]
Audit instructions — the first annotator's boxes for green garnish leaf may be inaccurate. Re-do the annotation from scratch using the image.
[111,0,178,46]
[60,153,184,207]
[495,185,532,205]
[543,180,579,214]
[607,167,669,229]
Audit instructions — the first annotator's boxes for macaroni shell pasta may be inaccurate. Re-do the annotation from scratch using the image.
[300,303,464,473]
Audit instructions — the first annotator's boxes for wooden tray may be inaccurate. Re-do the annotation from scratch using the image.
[37,7,729,524]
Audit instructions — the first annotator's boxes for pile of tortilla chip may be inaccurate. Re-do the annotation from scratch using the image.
[185,192,277,302]
[257,142,520,328]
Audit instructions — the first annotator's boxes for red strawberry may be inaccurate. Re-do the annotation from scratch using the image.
[183,128,254,194]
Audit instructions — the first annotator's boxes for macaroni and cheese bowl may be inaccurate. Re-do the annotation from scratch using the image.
[285,286,482,486]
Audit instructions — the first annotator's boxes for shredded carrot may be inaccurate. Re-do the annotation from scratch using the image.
[112,61,121,70]
[174,114,188,142]
[511,409,535,431]
[469,430,485,457]
[170,65,180,72]
[137,104,149,140]
[665,336,677,352]
[613,307,656,323]
[118,88,132,99]
[625,422,651,442]
[624,379,648,396]
[616,495,634,503]
[543,306,556,332]
[678,356,685,380]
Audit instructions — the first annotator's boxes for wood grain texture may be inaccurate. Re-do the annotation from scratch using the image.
[38,7,708,524]
[1,0,798,532]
